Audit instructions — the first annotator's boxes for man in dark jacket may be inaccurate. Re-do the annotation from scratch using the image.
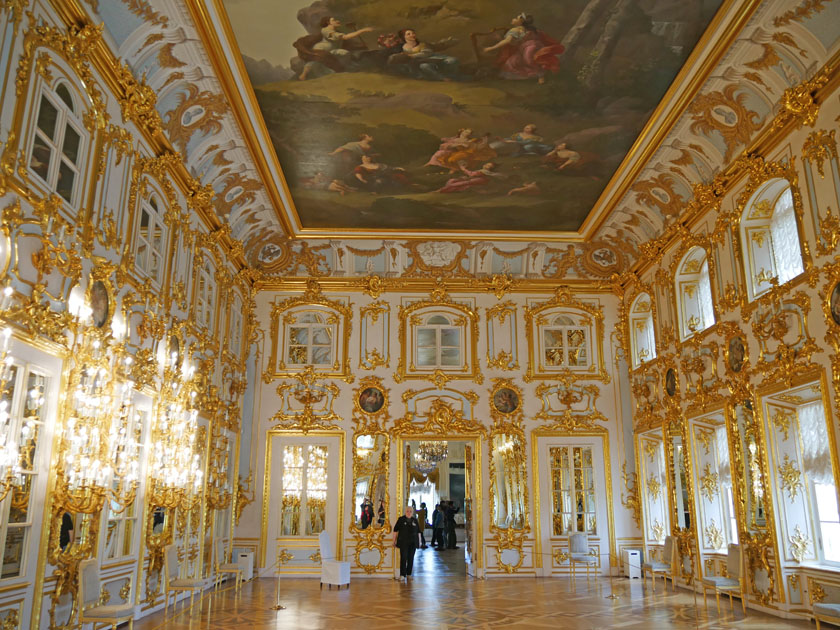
[446,501,459,549]
[431,504,444,549]
[392,506,421,581]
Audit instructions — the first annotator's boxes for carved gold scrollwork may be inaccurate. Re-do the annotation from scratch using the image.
[620,462,642,530]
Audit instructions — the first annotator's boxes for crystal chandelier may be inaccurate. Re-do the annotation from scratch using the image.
[418,440,448,463]
[413,451,438,475]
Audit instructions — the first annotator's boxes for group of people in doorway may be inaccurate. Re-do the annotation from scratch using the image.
[391,500,460,581]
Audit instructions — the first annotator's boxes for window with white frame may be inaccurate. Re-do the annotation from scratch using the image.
[28,83,85,206]
[286,312,333,366]
[135,194,166,285]
[550,446,596,535]
[280,444,328,536]
[103,405,146,560]
[229,298,243,358]
[0,364,49,579]
[715,425,738,545]
[799,401,840,564]
[740,179,804,301]
[629,293,656,368]
[195,262,215,331]
[675,247,715,340]
[540,314,590,370]
[415,314,462,369]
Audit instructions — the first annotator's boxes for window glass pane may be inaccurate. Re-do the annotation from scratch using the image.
[306,446,328,535]
[416,329,436,348]
[29,135,52,181]
[56,161,75,202]
[8,476,32,523]
[440,328,460,347]
[427,315,450,325]
[567,329,587,366]
[36,96,57,139]
[440,347,461,366]
[104,519,119,558]
[122,519,134,557]
[310,346,331,365]
[416,347,436,367]
[770,189,804,284]
[289,328,308,345]
[61,124,80,164]
[311,327,330,345]
[545,347,565,366]
[140,208,150,236]
[1,527,26,578]
[136,243,148,272]
[281,446,302,536]
[287,346,306,365]
[543,329,563,348]
[55,84,74,112]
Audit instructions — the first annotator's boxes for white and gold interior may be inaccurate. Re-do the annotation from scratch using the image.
[0,1,839,628]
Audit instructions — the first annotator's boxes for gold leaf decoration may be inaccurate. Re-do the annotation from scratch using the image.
[788,525,811,562]
[778,455,803,501]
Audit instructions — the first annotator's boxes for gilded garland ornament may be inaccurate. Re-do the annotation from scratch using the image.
[778,455,803,501]
[788,525,811,563]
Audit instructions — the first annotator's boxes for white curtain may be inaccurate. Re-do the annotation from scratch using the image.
[716,425,731,487]
[799,402,833,484]
[698,262,715,330]
[769,189,804,284]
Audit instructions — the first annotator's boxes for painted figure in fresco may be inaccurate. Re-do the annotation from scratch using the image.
[543,141,581,170]
[437,162,504,193]
[296,16,374,80]
[491,124,554,156]
[831,282,840,326]
[439,133,497,172]
[353,155,411,192]
[300,171,357,195]
[329,133,376,175]
[425,128,475,170]
[396,29,460,81]
[493,388,519,414]
[483,14,565,83]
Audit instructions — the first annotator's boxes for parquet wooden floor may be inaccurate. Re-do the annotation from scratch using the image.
[136,548,814,629]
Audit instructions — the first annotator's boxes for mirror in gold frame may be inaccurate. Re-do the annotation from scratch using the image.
[731,399,768,531]
[352,432,389,531]
[490,432,528,531]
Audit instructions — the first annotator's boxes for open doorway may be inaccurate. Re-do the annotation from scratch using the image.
[399,438,478,578]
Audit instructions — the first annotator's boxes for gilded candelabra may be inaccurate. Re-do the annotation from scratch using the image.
[206,421,231,509]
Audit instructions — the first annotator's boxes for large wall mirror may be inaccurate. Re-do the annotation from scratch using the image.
[489,430,529,572]
[637,427,669,553]
[665,422,698,584]
[352,432,389,532]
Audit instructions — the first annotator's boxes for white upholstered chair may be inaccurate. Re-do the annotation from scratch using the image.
[214,538,243,593]
[318,530,350,589]
[701,544,746,615]
[568,532,598,581]
[78,559,134,630]
[163,544,207,615]
[815,603,840,629]
[642,536,676,592]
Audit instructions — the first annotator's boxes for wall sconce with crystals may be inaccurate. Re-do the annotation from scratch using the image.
[55,292,139,514]
[0,297,23,501]
[148,348,203,510]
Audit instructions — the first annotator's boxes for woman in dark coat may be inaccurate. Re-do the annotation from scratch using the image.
[392,506,421,581]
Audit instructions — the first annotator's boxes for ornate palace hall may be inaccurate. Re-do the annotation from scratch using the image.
[1,0,840,629]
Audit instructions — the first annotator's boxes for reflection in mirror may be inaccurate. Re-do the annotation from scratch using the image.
[672,435,691,529]
[353,434,388,529]
[490,433,527,529]
[734,401,767,530]
[550,446,596,535]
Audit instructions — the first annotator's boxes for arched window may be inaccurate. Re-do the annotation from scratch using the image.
[740,179,804,300]
[675,247,715,340]
[135,193,166,284]
[195,262,215,331]
[629,293,656,368]
[415,314,462,369]
[286,312,333,366]
[541,314,590,369]
[229,296,243,358]
[28,81,86,205]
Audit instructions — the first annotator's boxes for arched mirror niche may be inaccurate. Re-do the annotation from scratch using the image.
[687,411,739,580]
[739,178,805,302]
[674,246,716,341]
[757,375,840,606]
[488,380,529,574]
[726,394,778,606]
[664,420,699,587]
[637,427,670,564]
[629,292,656,369]
[349,377,391,575]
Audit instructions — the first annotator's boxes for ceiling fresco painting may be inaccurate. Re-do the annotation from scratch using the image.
[223,0,723,233]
